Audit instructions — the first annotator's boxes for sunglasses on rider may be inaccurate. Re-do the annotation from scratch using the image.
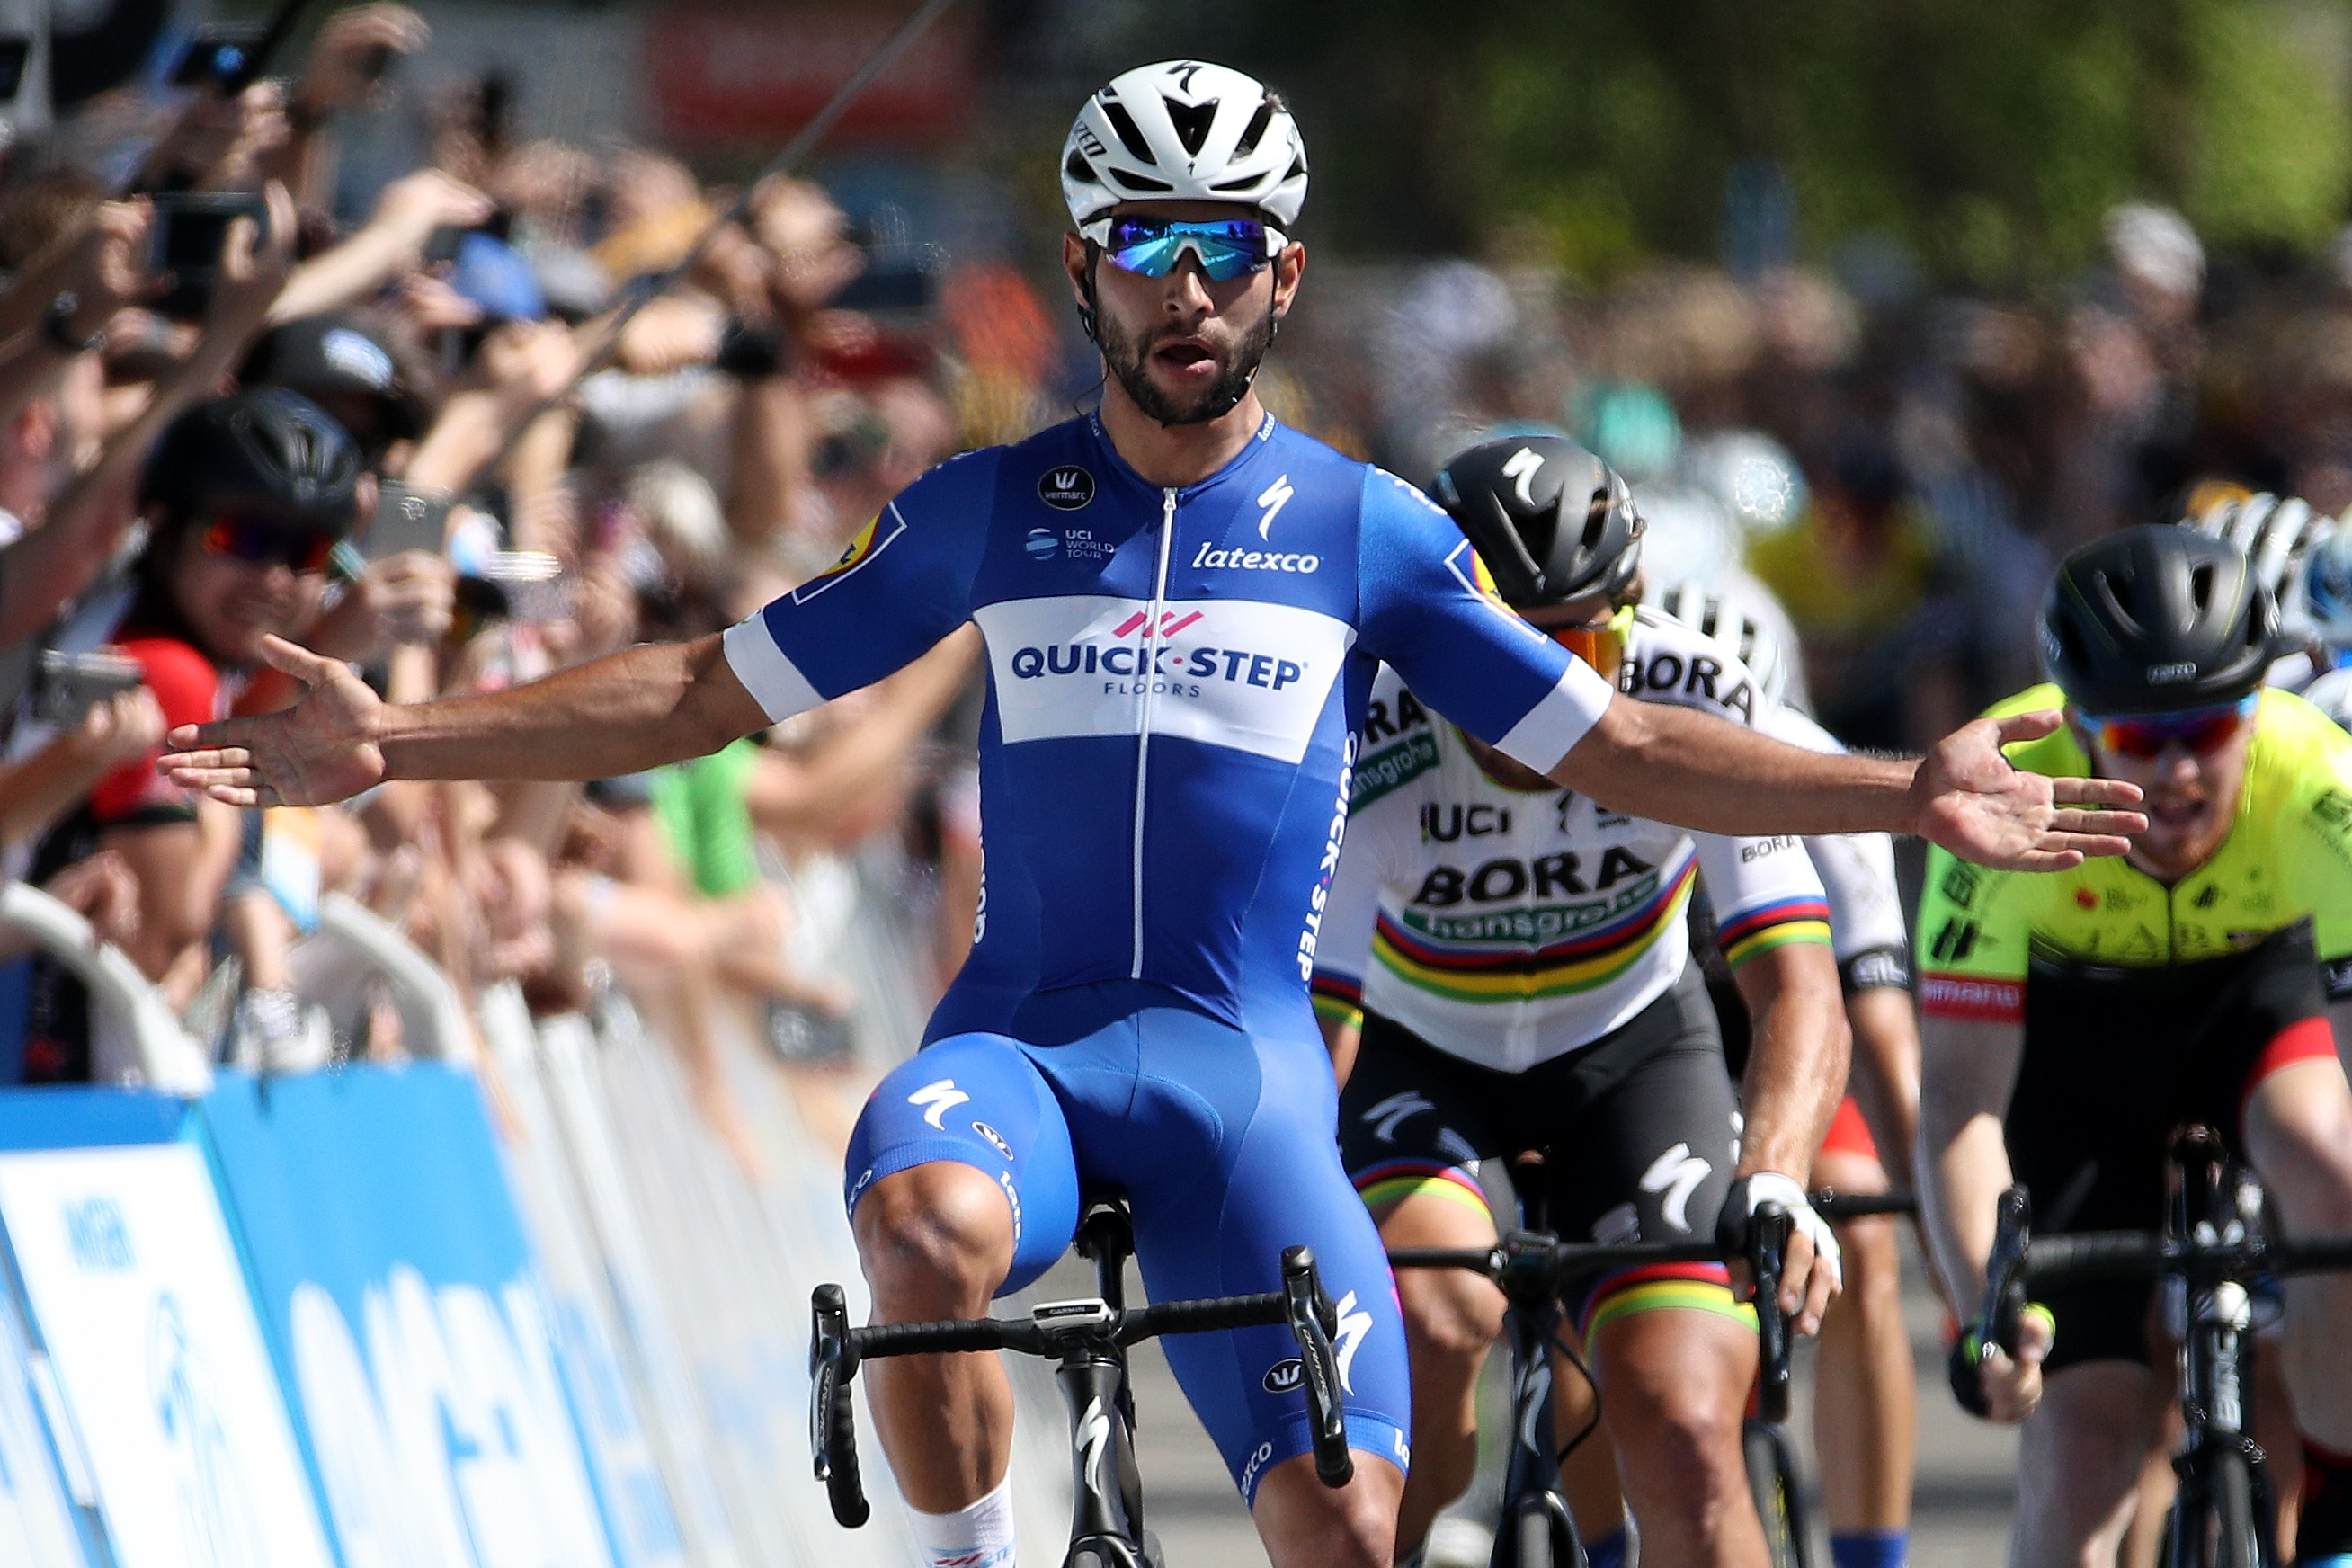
[1547,604,1635,682]
[1081,215,1287,283]
[199,512,336,574]
[2079,693,2258,761]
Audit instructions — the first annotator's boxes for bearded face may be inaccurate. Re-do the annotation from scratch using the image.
[1091,272,1275,427]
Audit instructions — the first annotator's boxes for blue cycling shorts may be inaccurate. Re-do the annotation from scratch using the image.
[844,994,1411,1504]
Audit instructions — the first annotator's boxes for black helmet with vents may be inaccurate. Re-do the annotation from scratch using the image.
[1432,436,1644,610]
[140,388,362,535]
[2040,524,2275,712]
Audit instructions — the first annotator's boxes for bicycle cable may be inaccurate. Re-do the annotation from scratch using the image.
[1548,1326,1605,1466]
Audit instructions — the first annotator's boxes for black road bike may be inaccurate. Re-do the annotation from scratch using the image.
[1391,1159,1912,1568]
[808,1191,1354,1568]
[1980,1127,2352,1568]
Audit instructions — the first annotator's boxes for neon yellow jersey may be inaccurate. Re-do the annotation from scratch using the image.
[1915,683,2352,1024]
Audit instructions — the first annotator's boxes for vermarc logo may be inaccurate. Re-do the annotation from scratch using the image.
[1038,466,1096,511]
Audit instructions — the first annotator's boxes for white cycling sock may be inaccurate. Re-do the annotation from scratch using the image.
[906,1471,1015,1568]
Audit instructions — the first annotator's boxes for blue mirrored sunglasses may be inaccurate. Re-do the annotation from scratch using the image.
[1082,216,1287,282]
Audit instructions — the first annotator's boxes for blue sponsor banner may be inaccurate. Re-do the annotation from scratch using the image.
[197,1065,625,1568]
[0,1087,186,1151]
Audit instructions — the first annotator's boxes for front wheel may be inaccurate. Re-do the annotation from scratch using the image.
[1490,1491,1583,1568]
[2164,1445,2268,1568]
[1744,1420,1814,1568]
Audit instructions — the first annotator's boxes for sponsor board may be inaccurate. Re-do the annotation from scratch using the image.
[0,1144,334,1568]
[200,1066,619,1568]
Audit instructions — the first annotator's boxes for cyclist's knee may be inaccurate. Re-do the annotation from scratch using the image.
[1833,1216,1903,1307]
[1395,1267,1503,1364]
[1592,1311,1752,1489]
[1252,1451,1403,1568]
[854,1162,1014,1313]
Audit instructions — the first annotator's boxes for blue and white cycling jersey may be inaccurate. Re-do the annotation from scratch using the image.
[727,410,1611,1499]
[724,411,1613,1044]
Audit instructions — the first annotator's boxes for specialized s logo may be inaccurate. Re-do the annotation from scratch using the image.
[1501,445,1545,508]
[1637,1141,1713,1233]
[1331,1290,1372,1393]
[1256,473,1294,539]
[1075,1397,1113,1492]
[1038,466,1096,511]
[906,1078,970,1129]
[1362,1090,1433,1143]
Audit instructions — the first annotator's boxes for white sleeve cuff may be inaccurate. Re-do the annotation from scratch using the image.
[1493,661,1615,773]
[722,614,824,722]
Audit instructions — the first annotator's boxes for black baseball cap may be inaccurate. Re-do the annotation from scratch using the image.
[240,314,427,452]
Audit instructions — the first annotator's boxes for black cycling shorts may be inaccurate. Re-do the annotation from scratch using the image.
[2007,922,2338,1372]
[1340,968,1742,1317]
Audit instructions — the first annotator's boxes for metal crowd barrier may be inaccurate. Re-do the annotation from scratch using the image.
[0,880,209,1091]
[0,855,1072,1568]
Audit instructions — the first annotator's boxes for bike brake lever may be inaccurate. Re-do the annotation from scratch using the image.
[1980,1186,2031,1359]
[1280,1246,1356,1489]
[810,1284,871,1528]
[1750,1202,1793,1425]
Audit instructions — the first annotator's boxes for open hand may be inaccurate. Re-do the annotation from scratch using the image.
[202,180,299,339]
[296,4,428,118]
[60,200,163,331]
[370,167,494,253]
[158,636,386,807]
[1911,710,2144,870]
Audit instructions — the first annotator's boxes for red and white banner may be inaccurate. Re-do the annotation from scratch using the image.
[647,4,976,147]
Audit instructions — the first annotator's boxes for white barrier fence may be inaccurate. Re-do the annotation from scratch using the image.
[0,858,1073,1568]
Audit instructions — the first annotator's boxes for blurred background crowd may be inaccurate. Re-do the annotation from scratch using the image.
[0,0,2348,1145]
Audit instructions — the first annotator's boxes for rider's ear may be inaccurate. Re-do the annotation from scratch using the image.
[1066,236,1101,345]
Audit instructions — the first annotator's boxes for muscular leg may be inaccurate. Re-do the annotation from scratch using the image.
[2244,1057,2352,1450]
[2244,1054,2352,1561]
[852,1161,1019,1511]
[1812,1145,1916,1544]
[2009,1360,2172,1568]
[1378,1187,1505,1558]
[1256,1452,1409,1568]
[1555,1385,1627,1545]
[1590,1306,1769,1568]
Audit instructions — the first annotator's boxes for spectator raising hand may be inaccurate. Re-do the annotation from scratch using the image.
[0,181,298,649]
[290,4,430,123]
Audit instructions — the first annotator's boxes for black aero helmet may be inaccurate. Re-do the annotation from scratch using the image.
[140,388,362,536]
[2040,524,2275,712]
[1432,435,1644,609]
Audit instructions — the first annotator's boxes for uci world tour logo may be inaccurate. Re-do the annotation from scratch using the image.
[1026,528,1059,560]
[1039,466,1096,511]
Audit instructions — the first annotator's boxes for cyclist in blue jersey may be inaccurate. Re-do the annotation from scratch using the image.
[161,61,2143,1568]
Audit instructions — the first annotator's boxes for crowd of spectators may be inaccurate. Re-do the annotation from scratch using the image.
[0,8,2345,1154]
[0,4,1004,1166]
[1270,200,2352,755]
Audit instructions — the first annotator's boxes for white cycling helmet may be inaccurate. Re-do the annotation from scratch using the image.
[1645,575,1797,709]
[2187,492,2335,643]
[1061,61,1309,229]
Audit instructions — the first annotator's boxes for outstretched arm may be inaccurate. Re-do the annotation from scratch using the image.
[1551,698,2143,872]
[159,633,769,807]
